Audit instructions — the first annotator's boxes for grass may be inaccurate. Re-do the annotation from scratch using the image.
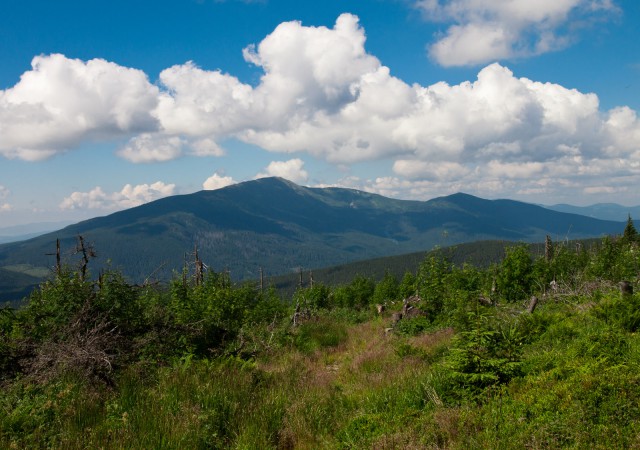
[3,289,640,448]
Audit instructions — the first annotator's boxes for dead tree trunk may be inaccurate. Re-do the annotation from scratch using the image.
[56,238,61,276]
[194,244,204,286]
[545,235,553,262]
[527,295,539,314]
[75,235,95,281]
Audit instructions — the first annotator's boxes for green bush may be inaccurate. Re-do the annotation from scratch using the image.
[372,271,400,305]
[496,244,534,302]
[416,254,450,318]
[441,313,523,401]
[593,292,640,332]
[332,275,375,309]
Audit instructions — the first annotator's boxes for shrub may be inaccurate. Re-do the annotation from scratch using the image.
[497,244,534,302]
[441,313,523,401]
[593,292,640,332]
[332,275,375,309]
[416,254,450,319]
[372,271,400,305]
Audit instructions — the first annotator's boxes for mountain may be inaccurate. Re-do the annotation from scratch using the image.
[0,220,76,244]
[544,203,640,222]
[0,178,625,291]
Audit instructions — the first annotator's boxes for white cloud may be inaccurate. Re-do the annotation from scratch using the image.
[0,203,13,212]
[203,173,236,190]
[190,138,226,157]
[60,182,175,210]
[255,159,309,184]
[155,62,254,138]
[117,133,184,163]
[428,23,512,67]
[485,160,546,179]
[0,54,159,160]
[584,186,618,194]
[393,160,471,181]
[416,0,620,66]
[0,14,638,205]
[0,185,9,199]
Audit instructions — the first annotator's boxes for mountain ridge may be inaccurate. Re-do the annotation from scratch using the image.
[0,177,626,288]
[543,202,640,222]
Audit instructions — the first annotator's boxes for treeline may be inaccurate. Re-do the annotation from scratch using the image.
[0,218,639,448]
[269,237,607,298]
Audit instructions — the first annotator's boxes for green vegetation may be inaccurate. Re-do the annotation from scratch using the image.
[1,223,640,448]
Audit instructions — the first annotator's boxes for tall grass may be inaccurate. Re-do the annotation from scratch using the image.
[4,293,640,448]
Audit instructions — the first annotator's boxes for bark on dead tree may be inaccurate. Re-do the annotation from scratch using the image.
[46,239,62,276]
[75,235,95,281]
[545,235,553,262]
[194,244,204,286]
[527,295,539,314]
[56,238,61,276]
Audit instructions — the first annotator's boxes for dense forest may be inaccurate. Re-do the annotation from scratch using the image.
[1,218,639,448]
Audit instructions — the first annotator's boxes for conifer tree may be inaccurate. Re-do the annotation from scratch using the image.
[623,214,638,244]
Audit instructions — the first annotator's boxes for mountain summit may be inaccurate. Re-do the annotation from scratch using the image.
[0,177,624,282]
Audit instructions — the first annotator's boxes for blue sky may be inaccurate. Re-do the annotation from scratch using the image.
[0,0,639,227]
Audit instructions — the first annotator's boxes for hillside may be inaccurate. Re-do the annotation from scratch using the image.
[545,203,640,221]
[0,178,624,292]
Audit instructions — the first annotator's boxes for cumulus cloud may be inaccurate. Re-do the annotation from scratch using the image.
[190,138,226,157]
[255,159,309,183]
[416,0,620,66]
[203,173,236,190]
[1,13,639,204]
[0,203,13,212]
[0,185,9,199]
[393,160,471,181]
[117,134,185,163]
[0,54,159,160]
[60,182,175,210]
[155,62,254,138]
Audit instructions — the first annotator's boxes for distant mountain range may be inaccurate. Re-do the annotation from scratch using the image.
[0,221,75,244]
[0,177,628,300]
[543,203,640,222]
